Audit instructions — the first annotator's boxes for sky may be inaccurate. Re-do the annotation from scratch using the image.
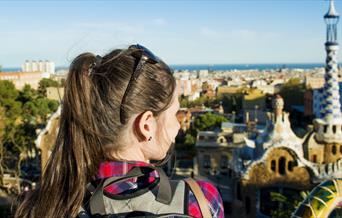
[0,0,341,68]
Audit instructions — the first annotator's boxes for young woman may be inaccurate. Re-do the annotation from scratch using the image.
[15,45,224,218]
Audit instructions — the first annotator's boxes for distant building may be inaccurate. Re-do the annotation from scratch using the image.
[22,60,55,75]
[176,108,192,131]
[216,86,241,96]
[229,95,341,217]
[305,75,325,89]
[195,131,235,176]
[0,71,48,89]
[227,3,342,216]
[35,107,61,169]
[242,89,268,124]
[46,87,64,102]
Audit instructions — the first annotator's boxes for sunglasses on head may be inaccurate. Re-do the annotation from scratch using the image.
[120,44,161,124]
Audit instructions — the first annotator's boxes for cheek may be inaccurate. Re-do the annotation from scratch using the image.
[168,118,180,138]
[157,117,178,143]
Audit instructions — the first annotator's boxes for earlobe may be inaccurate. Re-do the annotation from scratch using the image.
[135,111,155,142]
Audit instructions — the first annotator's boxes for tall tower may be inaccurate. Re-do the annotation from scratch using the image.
[314,0,342,143]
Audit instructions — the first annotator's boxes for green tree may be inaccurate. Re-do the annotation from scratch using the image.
[270,191,308,218]
[0,65,2,72]
[38,78,60,97]
[0,79,60,189]
[17,84,38,104]
[194,112,228,131]
[184,133,195,146]
[0,80,22,121]
[279,78,306,111]
[0,107,5,186]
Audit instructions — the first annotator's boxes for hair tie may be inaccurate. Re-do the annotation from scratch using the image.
[88,55,102,76]
[95,55,102,66]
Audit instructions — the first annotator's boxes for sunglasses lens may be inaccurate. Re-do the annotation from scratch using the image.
[132,44,160,63]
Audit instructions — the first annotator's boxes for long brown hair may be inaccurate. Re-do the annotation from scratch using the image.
[15,47,176,218]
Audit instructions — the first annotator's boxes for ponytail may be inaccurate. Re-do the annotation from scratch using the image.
[15,53,105,218]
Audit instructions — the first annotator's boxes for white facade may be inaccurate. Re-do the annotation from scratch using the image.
[22,60,55,75]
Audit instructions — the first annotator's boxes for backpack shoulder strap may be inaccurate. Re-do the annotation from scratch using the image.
[184,178,212,218]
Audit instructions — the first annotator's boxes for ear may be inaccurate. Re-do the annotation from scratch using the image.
[134,111,156,142]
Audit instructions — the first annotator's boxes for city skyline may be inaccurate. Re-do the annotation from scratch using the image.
[0,0,341,68]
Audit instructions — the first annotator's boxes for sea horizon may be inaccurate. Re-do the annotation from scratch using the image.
[1,63,328,72]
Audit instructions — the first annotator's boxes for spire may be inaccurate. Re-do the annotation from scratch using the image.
[273,94,284,118]
[320,0,341,123]
[314,0,342,143]
[325,0,339,18]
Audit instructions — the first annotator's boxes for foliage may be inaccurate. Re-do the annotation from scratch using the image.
[0,80,60,191]
[175,112,228,154]
[0,65,2,72]
[180,90,244,114]
[0,80,22,121]
[270,190,308,218]
[193,112,228,131]
[184,133,195,146]
[38,78,60,97]
[0,107,5,185]
[278,78,306,111]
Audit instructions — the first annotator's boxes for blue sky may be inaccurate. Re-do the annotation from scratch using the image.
[0,0,340,68]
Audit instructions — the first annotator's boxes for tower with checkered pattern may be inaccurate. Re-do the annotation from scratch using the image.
[314,0,342,143]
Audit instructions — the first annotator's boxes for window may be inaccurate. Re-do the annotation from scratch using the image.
[324,125,328,133]
[203,155,211,169]
[278,157,286,175]
[288,161,293,172]
[219,138,225,143]
[312,155,317,163]
[208,136,216,141]
[333,125,337,133]
[199,135,205,140]
[340,145,342,154]
[271,160,276,172]
[332,144,337,155]
[220,155,228,169]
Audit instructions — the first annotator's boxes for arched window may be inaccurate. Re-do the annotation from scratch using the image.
[278,157,286,175]
[332,144,337,155]
[324,125,328,133]
[288,161,293,172]
[271,160,276,172]
[312,155,317,163]
[333,125,337,133]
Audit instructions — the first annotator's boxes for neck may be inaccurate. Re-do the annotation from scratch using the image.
[111,144,150,163]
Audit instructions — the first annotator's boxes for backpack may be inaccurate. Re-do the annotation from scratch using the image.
[78,166,212,218]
